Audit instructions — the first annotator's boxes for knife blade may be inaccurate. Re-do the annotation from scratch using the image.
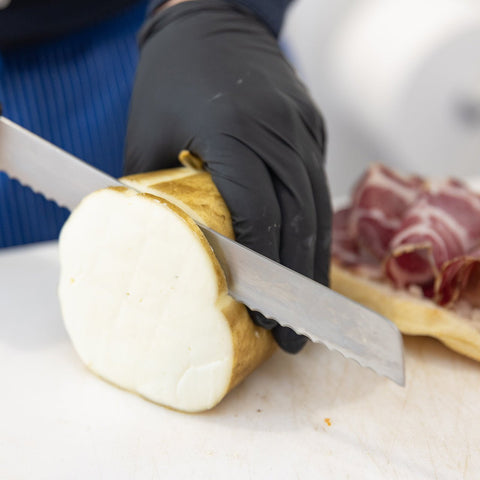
[0,116,404,385]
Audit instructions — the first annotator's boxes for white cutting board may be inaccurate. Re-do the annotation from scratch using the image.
[0,241,479,479]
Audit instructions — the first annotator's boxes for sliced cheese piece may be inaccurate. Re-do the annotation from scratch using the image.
[58,169,275,412]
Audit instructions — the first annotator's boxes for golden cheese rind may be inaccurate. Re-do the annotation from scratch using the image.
[122,168,234,239]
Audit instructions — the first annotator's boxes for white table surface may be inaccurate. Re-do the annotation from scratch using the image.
[1,241,479,480]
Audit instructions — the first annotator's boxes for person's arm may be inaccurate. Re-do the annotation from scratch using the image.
[125,0,332,353]
[149,0,293,36]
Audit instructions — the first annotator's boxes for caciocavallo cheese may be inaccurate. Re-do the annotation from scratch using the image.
[58,165,276,413]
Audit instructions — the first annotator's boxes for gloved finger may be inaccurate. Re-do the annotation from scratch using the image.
[252,310,308,354]
[244,118,319,277]
[250,100,331,287]
[273,327,308,354]
[192,133,282,262]
[292,107,331,286]
[311,163,332,286]
[248,309,277,330]
[249,309,308,353]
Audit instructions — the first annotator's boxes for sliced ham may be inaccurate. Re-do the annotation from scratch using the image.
[435,246,480,307]
[331,207,359,265]
[385,180,480,289]
[348,164,423,260]
[331,206,383,279]
[331,164,480,311]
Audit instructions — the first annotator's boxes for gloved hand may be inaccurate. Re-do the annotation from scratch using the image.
[124,0,332,353]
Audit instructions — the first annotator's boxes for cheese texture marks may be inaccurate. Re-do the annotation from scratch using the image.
[58,168,275,412]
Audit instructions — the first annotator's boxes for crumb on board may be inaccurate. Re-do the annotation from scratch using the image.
[324,418,332,427]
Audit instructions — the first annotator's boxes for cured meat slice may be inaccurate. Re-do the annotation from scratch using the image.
[331,207,359,265]
[332,206,383,278]
[385,180,480,289]
[348,164,423,260]
[435,246,480,307]
[332,164,480,310]
[330,164,480,362]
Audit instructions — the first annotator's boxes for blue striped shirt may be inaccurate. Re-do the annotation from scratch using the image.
[0,1,147,247]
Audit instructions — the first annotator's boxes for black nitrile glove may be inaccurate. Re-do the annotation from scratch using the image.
[125,0,332,353]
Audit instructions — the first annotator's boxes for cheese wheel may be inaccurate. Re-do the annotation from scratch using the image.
[58,167,275,413]
[330,262,480,362]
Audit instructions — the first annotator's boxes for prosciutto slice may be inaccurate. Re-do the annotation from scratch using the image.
[435,246,480,307]
[331,207,359,265]
[331,206,382,278]
[385,180,480,289]
[332,164,480,309]
[348,164,423,260]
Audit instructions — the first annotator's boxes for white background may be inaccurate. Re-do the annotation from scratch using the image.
[283,0,480,197]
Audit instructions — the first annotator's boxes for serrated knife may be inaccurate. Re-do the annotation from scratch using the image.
[0,116,405,385]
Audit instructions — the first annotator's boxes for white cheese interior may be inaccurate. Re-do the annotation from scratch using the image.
[58,188,233,412]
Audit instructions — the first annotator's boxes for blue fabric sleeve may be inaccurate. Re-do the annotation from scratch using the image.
[148,0,293,36]
[0,1,148,248]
